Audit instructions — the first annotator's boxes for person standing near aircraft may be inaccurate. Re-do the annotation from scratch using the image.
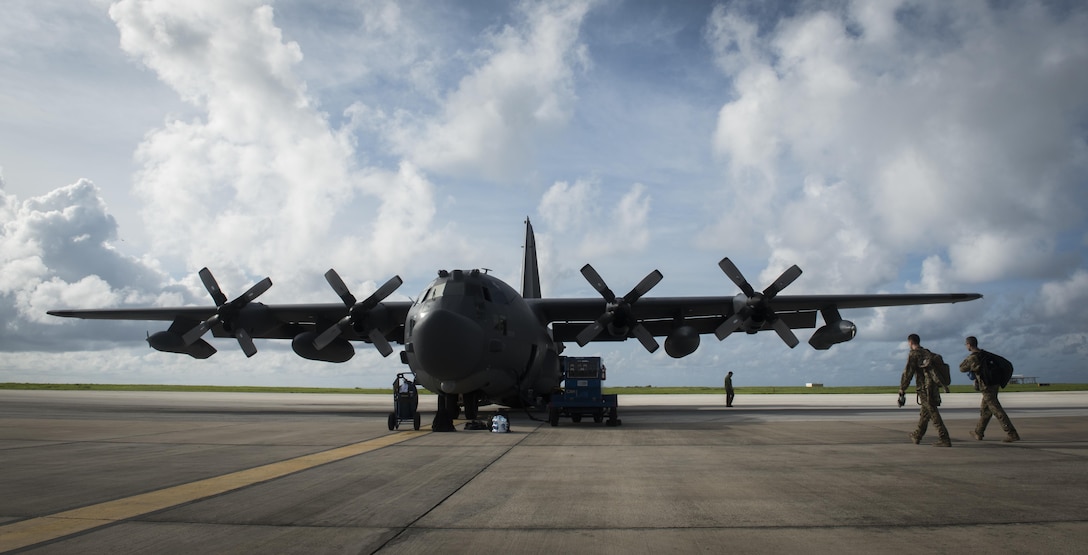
[959,336,1020,442]
[724,371,735,407]
[898,334,951,447]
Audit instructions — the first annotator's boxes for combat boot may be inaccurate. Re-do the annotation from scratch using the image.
[909,432,921,445]
[1003,432,1020,443]
[933,438,951,447]
[970,430,983,441]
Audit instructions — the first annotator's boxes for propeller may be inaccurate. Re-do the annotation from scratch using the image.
[313,269,402,357]
[715,258,802,348]
[575,264,663,353]
[182,267,272,357]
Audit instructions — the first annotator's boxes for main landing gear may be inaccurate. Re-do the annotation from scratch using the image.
[432,393,459,432]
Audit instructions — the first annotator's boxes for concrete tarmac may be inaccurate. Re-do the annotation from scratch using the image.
[2,390,1087,554]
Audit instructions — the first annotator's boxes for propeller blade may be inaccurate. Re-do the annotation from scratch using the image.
[314,317,350,351]
[236,327,258,357]
[182,315,218,346]
[771,317,800,348]
[237,277,272,306]
[318,272,402,355]
[714,312,746,341]
[368,328,394,357]
[631,323,660,353]
[580,264,616,303]
[718,258,756,297]
[360,275,403,311]
[578,265,662,346]
[187,269,272,355]
[715,258,804,347]
[576,314,612,347]
[324,269,356,307]
[624,270,663,303]
[763,265,802,298]
[198,267,228,306]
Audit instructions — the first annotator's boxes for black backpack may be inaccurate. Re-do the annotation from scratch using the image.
[979,350,1015,388]
[924,351,953,389]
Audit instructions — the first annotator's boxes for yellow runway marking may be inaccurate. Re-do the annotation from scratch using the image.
[0,430,427,552]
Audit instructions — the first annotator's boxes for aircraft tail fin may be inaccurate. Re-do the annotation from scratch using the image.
[522,218,542,299]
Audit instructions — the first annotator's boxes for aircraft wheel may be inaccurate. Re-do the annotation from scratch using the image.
[387,413,397,431]
[571,415,582,423]
[437,394,455,420]
[442,394,461,420]
[548,405,559,427]
[413,412,421,431]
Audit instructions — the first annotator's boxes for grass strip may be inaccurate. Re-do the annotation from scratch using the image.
[2,383,1084,394]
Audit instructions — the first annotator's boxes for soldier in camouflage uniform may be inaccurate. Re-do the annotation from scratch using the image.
[898,334,951,447]
[960,336,1020,442]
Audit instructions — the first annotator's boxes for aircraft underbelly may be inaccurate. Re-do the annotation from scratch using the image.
[410,327,557,404]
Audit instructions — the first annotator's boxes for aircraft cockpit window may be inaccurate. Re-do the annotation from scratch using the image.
[443,281,464,297]
[425,278,511,305]
[424,282,445,301]
[465,282,485,300]
[484,286,508,304]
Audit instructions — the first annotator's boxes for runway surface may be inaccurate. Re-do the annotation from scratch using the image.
[2,390,1087,553]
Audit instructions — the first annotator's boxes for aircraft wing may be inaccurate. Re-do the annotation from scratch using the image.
[533,293,981,321]
[527,257,982,354]
[532,292,982,353]
[47,303,413,340]
[48,268,415,359]
[47,307,216,321]
[48,301,413,361]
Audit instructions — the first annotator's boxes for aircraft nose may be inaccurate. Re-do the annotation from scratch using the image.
[412,308,484,382]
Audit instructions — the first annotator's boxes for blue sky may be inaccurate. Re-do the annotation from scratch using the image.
[2,0,1086,388]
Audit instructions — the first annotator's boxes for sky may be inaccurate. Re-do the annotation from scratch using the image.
[2,0,1087,389]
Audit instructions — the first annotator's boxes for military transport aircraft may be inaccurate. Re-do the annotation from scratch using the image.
[49,219,981,426]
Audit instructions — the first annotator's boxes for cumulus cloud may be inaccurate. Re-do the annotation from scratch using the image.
[346,161,441,275]
[1040,270,1088,319]
[385,0,593,182]
[538,177,651,261]
[704,1,1088,295]
[103,0,447,297]
[3,1,1085,387]
[0,179,172,350]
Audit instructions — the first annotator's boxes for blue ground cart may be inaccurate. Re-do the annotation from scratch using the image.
[547,356,620,427]
[389,373,421,430]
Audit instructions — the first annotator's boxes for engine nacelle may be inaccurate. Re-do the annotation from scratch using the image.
[292,331,355,363]
[808,320,857,350]
[147,331,216,359]
[353,303,392,333]
[605,321,630,339]
[664,325,701,358]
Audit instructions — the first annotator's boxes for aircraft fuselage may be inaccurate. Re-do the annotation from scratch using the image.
[403,269,560,407]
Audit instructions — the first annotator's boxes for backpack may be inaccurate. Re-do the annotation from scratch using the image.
[979,350,1015,388]
[925,352,953,388]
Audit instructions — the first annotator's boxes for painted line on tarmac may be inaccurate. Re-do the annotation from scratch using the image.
[0,430,428,552]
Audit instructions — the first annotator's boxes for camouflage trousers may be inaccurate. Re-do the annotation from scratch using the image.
[976,385,1017,437]
[914,393,949,441]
